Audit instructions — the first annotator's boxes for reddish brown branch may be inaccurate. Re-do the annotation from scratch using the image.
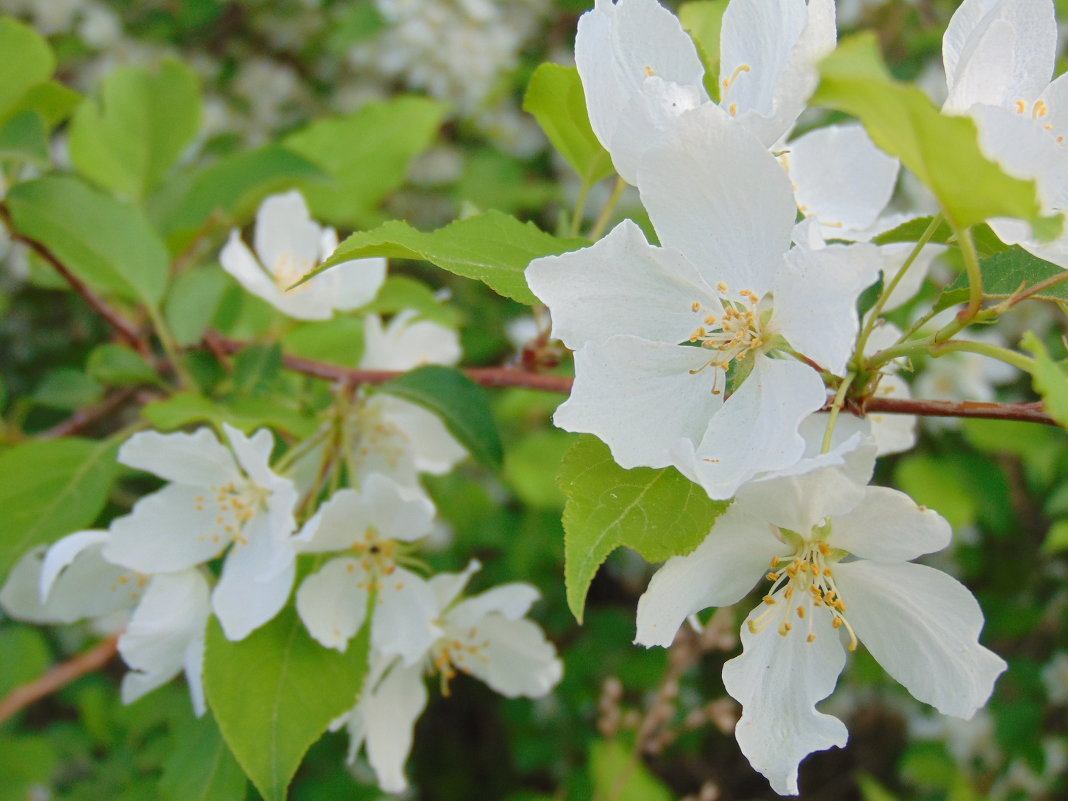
[0,635,119,725]
[856,397,1056,425]
[0,204,149,356]
[39,387,140,439]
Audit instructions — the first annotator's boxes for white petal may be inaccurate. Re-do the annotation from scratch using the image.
[253,190,322,279]
[526,219,722,350]
[362,472,437,543]
[786,124,899,232]
[374,395,468,476]
[328,256,388,311]
[454,615,563,698]
[734,460,869,536]
[361,662,428,793]
[554,336,722,469]
[448,582,540,628]
[294,488,367,553]
[220,231,299,317]
[638,103,796,296]
[721,0,836,146]
[775,242,882,375]
[607,77,706,183]
[685,357,827,499]
[360,311,461,370]
[635,505,786,647]
[876,241,946,310]
[223,425,283,492]
[943,0,1055,113]
[429,559,481,609]
[575,0,708,182]
[296,557,370,651]
[372,567,441,665]
[722,596,848,795]
[212,520,296,640]
[833,561,1007,718]
[119,570,211,705]
[831,486,951,562]
[104,484,233,573]
[118,428,238,487]
[183,625,207,717]
[40,529,110,602]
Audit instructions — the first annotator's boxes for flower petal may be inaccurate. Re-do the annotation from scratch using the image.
[554,336,722,469]
[684,356,827,499]
[328,256,388,311]
[362,472,437,543]
[372,567,441,665]
[722,596,848,795]
[40,529,110,602]
[526,219,722,350]
[775,242,882,375]
[575,0,708,182]
[638,102,796,296]
[212,519,296,640]
[831,486,951,562]
[833,560,1007,718]
[296,557,370,651]
[253,190,322,278]
[220,232,299,316]
[635,505,786,647]
[734,460,869,536]
[375,395,468,476]
[294,488,367,553]
[118,428,239,487]
[360,311,461,370]
[455,615,563,698]
[429,559,481,609]
[361,661,428,793]
[786,123,899,232]
[449,582,541,628]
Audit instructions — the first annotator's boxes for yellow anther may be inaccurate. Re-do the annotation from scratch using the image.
[833,617,843,629]
[806,633,816,643]
[729,103,738,116]
[691,301,702,312]
[716,282,728,293]
[704,314,717,325]
[796,607,806,619]
[1034,100,1049,118]
[763,595,776,605]
[644,65,656,77]
[818,542,830,555]
[770,556,781,568]
[1016,99,1027,113]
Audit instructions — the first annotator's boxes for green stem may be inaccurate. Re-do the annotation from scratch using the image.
[928,338,1035,374]
[852,214,943,369]
[953,223,984,328]
[821,372,855,454]
[589,176,626,241]
[569,180,592,239]
[146,305,194,389]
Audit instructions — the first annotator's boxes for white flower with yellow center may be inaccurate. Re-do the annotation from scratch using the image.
[528,104,882,498]
[575,0,835,184]
[636,455,1007,795]
[942,0,1068,266]
[332,560,562,793]
[220,190,387,320]
[294,473,440,664]
[103,425,298,641]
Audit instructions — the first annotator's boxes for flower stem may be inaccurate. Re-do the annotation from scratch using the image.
[589,175,626,241]
[821,372,855,454]
[146,305,195,390]
[928,338,1035,373]
[569,180,592,238]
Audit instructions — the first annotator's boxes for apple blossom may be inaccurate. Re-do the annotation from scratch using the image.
[103,424,298,641]
[528,103,882,497]
[635,454,1006,795]
[220,190,387,320]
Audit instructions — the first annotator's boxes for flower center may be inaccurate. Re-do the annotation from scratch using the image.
[195,480,267,546]
[430,625,492,695]
[748,537,858,650]
[351,527,399,577]
[687,284,767,393]
[271,253,316,294]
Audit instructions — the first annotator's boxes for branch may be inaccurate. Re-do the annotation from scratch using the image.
[39,387,140,439]
[0,635,119,725]
[0,204,149,356]
[856,396,1055,425]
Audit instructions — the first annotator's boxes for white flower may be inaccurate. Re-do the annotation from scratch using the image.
[103,425,299,641]
[528,104,882,498]
[942,0,1068,265]
[575,0,836,184]
[333,560,562,793]
[294,473,440,663]
[220,190,386,320]
[635,456,1007,795]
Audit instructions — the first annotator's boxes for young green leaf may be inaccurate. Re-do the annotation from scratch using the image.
[284,96,447,226]
[142,393,318,439]
[523,64,614,185]
[557,436,728,623]
[589,739,674,801]
[314,211,584,305]
[1021,331,1068,428]
[6,176,170,308]
[0,437,120,584]
[378,365,504,469]
[68,60,202,201]
[935,247,1068,311]
[814,34,1054,234]
[0,111,49,167]
[0,18,54,123]
[159,713,248,801]
[203,610,370,801]
[87,344,160,387]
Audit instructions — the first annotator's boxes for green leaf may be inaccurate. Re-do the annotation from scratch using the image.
[678,0,727,100]
[282,316,365,368]
[1041,519,1068,554]
[0,437,119,584]
[872,216,1008,258]
[523,64,614,185]
[6,176,170,307]
[937,247,1068,311]
[160,713,247,801]
[813,34,1055,233]
[204,609,370,801]
[316,211,585,305]
[231,344,283,397]
[87,344,160,387]
[285,96,447,226]
[1020,331,1068,428]
[0,110,49,167]
[365,275,462,327]
[5,80,81,128]
[378,365,503,469]
[0,18,54,123]
[0,735,58,801]
[589,740,673,801]
[32,368,103,410]
[165,266,230,347]
[142,393,318,439]
[68,59,202,201]
[161,145,326,250]
[557,436,728,623]
[0,627,51,697]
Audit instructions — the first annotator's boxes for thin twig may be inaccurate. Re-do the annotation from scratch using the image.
[0,635,119,725]
[39,387,139,440]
